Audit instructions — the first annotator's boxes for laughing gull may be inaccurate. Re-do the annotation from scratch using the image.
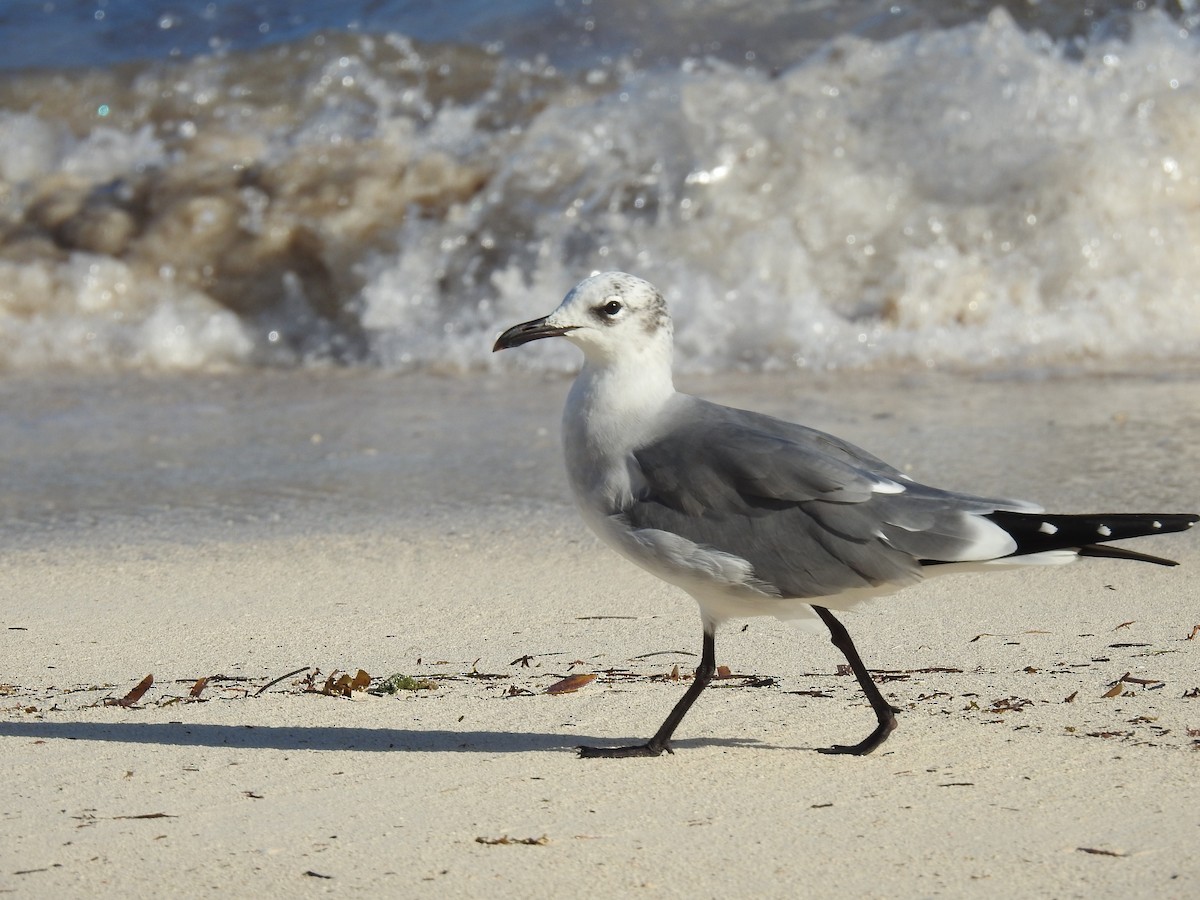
[493,271,1198,758]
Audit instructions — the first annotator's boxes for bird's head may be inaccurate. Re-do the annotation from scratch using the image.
[493,271,673,366]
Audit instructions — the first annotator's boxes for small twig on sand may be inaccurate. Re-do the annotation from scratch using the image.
[254,667,311,697]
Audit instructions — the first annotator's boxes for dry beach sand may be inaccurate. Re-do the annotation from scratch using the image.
[2,368,1199,898]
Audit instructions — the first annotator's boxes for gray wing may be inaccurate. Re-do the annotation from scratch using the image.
[624,398,1038,599]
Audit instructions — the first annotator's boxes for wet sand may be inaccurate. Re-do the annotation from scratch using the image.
[2,368,1199,897]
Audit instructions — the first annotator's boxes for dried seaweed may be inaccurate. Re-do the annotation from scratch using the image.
[545,673,596,695]
[104,674,153,708]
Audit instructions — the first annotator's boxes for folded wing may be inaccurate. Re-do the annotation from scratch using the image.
[624,399,1039,599]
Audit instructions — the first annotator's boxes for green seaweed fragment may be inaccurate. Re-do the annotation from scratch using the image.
[378,673,438,694]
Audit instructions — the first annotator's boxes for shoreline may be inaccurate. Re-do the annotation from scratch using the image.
[3,362,1199,545]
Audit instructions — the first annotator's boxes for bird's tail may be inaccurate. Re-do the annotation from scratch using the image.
[986,511,1198,567]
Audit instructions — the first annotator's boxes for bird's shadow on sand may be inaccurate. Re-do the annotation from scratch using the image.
[0,720,772,754]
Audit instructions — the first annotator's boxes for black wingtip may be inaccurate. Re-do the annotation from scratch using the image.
[987,511,1198,562]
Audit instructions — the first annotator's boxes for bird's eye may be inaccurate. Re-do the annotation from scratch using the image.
[601,300,622,317]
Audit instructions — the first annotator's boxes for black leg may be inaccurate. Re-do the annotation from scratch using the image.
[579,628,717,759]
[812,606,897,755]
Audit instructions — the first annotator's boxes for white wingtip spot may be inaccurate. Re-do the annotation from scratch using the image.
[1038,521,1059,535]
[1097,524,1112,537]
[871,478,906,495]
[1152,520,1162,528]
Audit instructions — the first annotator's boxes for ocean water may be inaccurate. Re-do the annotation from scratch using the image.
[1,1,1199,373]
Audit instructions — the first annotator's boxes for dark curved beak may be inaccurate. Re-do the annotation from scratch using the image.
[492,316,577,352]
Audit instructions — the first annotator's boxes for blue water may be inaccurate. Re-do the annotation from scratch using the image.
[4,1,1189,72]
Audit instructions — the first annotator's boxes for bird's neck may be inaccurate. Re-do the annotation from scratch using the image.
[565,346,676,457]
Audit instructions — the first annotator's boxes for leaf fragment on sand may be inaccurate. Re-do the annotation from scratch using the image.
[986,697,1032,714]
[1120,674,1163,686]
[189,677,208,699]
[1103,671,1164,698]
[475,835,549,846]
[322,669,373,696]
[106,674,153,707]
[545,673,596,695]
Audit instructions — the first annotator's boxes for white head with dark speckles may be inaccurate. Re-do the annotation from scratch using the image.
[493,272,673,369]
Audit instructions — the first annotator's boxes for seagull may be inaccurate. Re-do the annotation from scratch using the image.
[493,271,1198,758]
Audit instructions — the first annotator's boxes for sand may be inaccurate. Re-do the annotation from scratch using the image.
[2,367,1199,898]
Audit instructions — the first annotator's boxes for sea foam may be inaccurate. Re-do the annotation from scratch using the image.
[0,9,1197,373]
